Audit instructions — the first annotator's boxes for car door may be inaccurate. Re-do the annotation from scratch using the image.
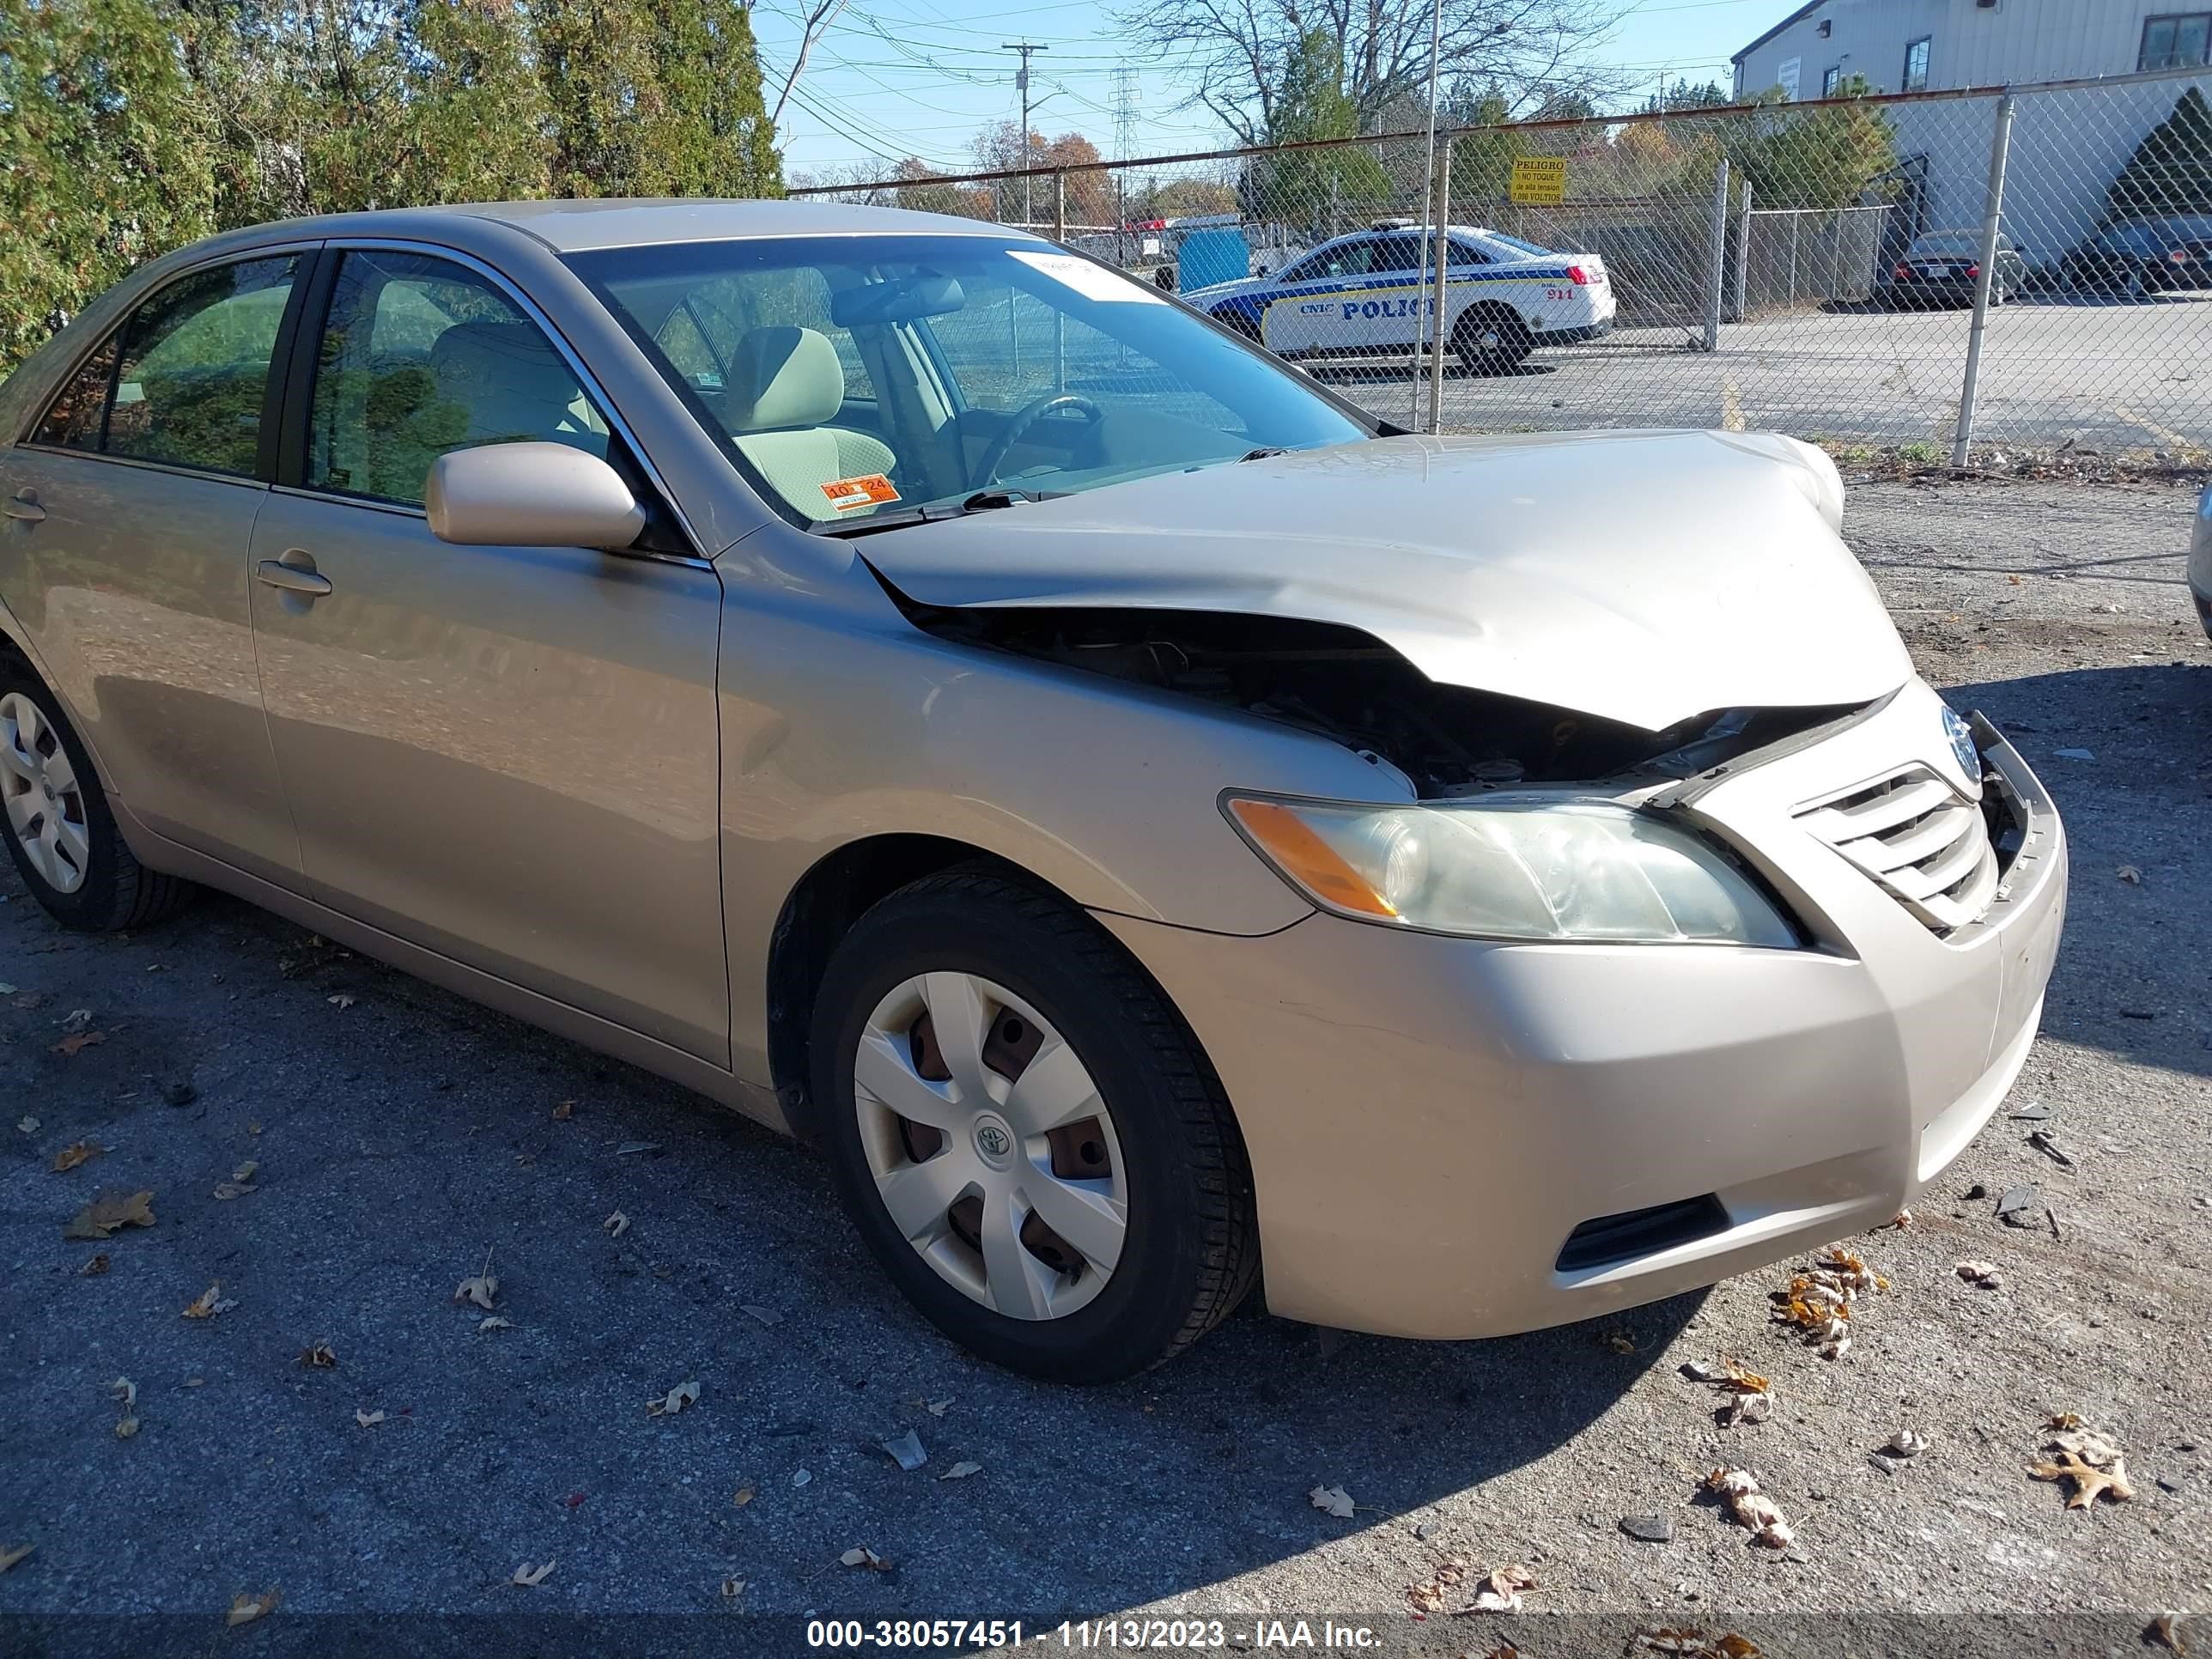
[1261,237,1382,355]
[246,244,729,1064]
[0,252,309,882]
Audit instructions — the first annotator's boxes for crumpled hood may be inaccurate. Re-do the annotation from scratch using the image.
[866,429,1911,732]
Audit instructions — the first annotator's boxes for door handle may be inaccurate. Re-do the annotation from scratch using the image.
[4,493,45,523]
[254,559,332,597]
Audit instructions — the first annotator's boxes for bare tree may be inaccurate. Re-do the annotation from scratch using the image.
[1115,0,1630,143]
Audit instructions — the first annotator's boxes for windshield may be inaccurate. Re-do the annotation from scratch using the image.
[566,234,1370,532]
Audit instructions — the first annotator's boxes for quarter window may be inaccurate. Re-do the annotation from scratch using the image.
[2142,12,2212,69]
[35,256,297,475]
[1902,36,1930,92]
[306,250,610,507]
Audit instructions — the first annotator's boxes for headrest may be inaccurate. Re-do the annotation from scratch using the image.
[431,321,580,410]
[724,326,843,431]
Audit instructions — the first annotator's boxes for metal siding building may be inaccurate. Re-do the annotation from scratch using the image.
[1731,2,2212,260]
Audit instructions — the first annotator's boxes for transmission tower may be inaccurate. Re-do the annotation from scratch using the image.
[1112,66,1139,242]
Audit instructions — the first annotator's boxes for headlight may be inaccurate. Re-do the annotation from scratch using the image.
[1224,793,1797,946]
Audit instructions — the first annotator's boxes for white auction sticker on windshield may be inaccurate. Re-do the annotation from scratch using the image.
[1008,250,1166,304]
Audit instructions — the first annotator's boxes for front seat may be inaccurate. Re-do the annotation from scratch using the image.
[722,326,896,515]
[428,320,599,451]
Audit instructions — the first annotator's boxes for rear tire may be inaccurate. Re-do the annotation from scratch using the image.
[0,664,191,931]
[1455,307,1532,375]
[809,866,1258,1382]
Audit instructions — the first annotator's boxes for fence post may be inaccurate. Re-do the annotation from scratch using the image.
[1427,137,1452,434]
[1952,92,2016,466]
[1053,171,1066,243]
[1703,158,1729,352]
[1729,180,1752,323]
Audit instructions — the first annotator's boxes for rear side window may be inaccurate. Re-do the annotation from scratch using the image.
[31,256,297,474]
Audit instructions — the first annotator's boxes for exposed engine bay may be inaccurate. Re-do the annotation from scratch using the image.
[895,598,1861,799]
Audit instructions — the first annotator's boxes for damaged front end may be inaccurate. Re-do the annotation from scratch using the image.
[892,596,1863,799]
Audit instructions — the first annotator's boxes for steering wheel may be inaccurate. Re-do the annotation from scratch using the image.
[970,392,1104,490]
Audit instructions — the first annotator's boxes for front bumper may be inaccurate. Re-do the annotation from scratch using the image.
[1101,680,2066,1340]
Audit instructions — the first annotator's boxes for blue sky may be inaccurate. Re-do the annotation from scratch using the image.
[750,0,1791,180]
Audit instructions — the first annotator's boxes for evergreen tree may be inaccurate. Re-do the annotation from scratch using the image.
[1246,30,1389,233]
[0,0,216,366]
[2107,86,2212,221]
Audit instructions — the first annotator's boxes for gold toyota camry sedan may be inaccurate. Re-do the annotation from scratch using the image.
[0,201,2066,1381]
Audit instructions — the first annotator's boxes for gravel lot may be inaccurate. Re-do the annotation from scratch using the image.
[2,478,2209,1655]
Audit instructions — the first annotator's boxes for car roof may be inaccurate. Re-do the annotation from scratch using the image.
[199,198,1028,258]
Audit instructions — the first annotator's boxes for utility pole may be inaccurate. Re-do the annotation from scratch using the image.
[1004,42,1049,228]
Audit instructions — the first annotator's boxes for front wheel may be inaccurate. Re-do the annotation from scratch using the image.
[0,666,191,929]
[1455,308,1532,375]
[810,868,1258,1382]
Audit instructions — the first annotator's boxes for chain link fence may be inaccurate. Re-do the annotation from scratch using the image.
[791,68,2212,465]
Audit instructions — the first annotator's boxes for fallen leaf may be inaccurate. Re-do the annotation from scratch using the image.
[477,1316,513,1332]
[2148,1612,2189,1654]
[0,981,15,994]
[51,1140,102,1173]
[1635,1634,1763,1659]
[0,1545,32,1573]
[356,1408,385,1428]
[110,1376,137,1409]
[212,1178,257,1200]
[453,1247,498,1311]
[732,1486,755,1507]
[925,1398,951,1416]
[181,1283,236,1319]
[16,1116,37,1134]
[63,1189,155,1240]
[602,1210,629,1239]
[1887,1427,1930,1458]
[880,1429,927,1471]
[1457,1563,1538,1614]
[227,1589,280,1626]
[1602,1329,1636,1354]
[510,1559,556,1588]
[231,1160,259,1184]
[647,1379,700,1417]
[59,1008,93,1034]
[1875,1208,1911,1231]
[1956,1260,2004,1290]
[1309,1484,1356,1518]
[114,1415,139,1439]
[53,1030,106,1056]
[327,994,356,1009]
[720,1577,746,1598]
[552,1101,574,1121]
[299,1342,337,1369]
[939,1461,982,1480]
[2118,865,2144,885]
[2031,1448,2136,1508]
[838,1547,891,1571]
[78,1254,109,1276]
[2046,1412,2084,1431]
[1704,1468,1794,1548]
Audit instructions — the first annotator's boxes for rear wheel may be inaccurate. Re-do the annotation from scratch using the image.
[0,666,190,930]
[810,867,1258,1382]
[1455,307,1532,375]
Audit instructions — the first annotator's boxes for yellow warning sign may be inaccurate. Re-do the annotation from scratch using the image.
[1509,156,1567,206]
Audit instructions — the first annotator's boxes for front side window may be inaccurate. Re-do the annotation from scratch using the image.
[307,250,609,507]
[2142,12,2212,68]
[1903,37,1930,91]
[37,256,297,475]
[570,234,1370,531]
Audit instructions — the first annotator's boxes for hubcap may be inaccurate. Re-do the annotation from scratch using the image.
[0,691,89,895]
[854,972,1127,1322]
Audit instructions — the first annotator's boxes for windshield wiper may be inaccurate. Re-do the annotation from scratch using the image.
[817,485,1059,538]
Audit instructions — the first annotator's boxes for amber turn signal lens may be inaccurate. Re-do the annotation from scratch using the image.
[1226,798,1398,918]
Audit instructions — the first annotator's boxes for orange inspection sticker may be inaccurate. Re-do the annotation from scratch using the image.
[821,473,901,511]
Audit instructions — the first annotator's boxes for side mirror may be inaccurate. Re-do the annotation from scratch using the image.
[425,442,646,550]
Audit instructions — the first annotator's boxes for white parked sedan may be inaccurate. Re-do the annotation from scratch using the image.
[1182,222,1615,373]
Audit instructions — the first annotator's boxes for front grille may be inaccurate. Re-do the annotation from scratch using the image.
[1795,763,1998,932]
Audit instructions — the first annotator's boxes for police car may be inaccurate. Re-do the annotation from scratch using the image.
[1182,222,1613,374]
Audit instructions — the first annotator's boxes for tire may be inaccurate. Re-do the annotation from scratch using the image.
[809,866,1259,1382]
[1455,307,1532,375]
[0,664,190,931]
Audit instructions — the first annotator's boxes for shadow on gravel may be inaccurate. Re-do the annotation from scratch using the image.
[0,868,1697,1620]
[1939,659,2212,1079]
